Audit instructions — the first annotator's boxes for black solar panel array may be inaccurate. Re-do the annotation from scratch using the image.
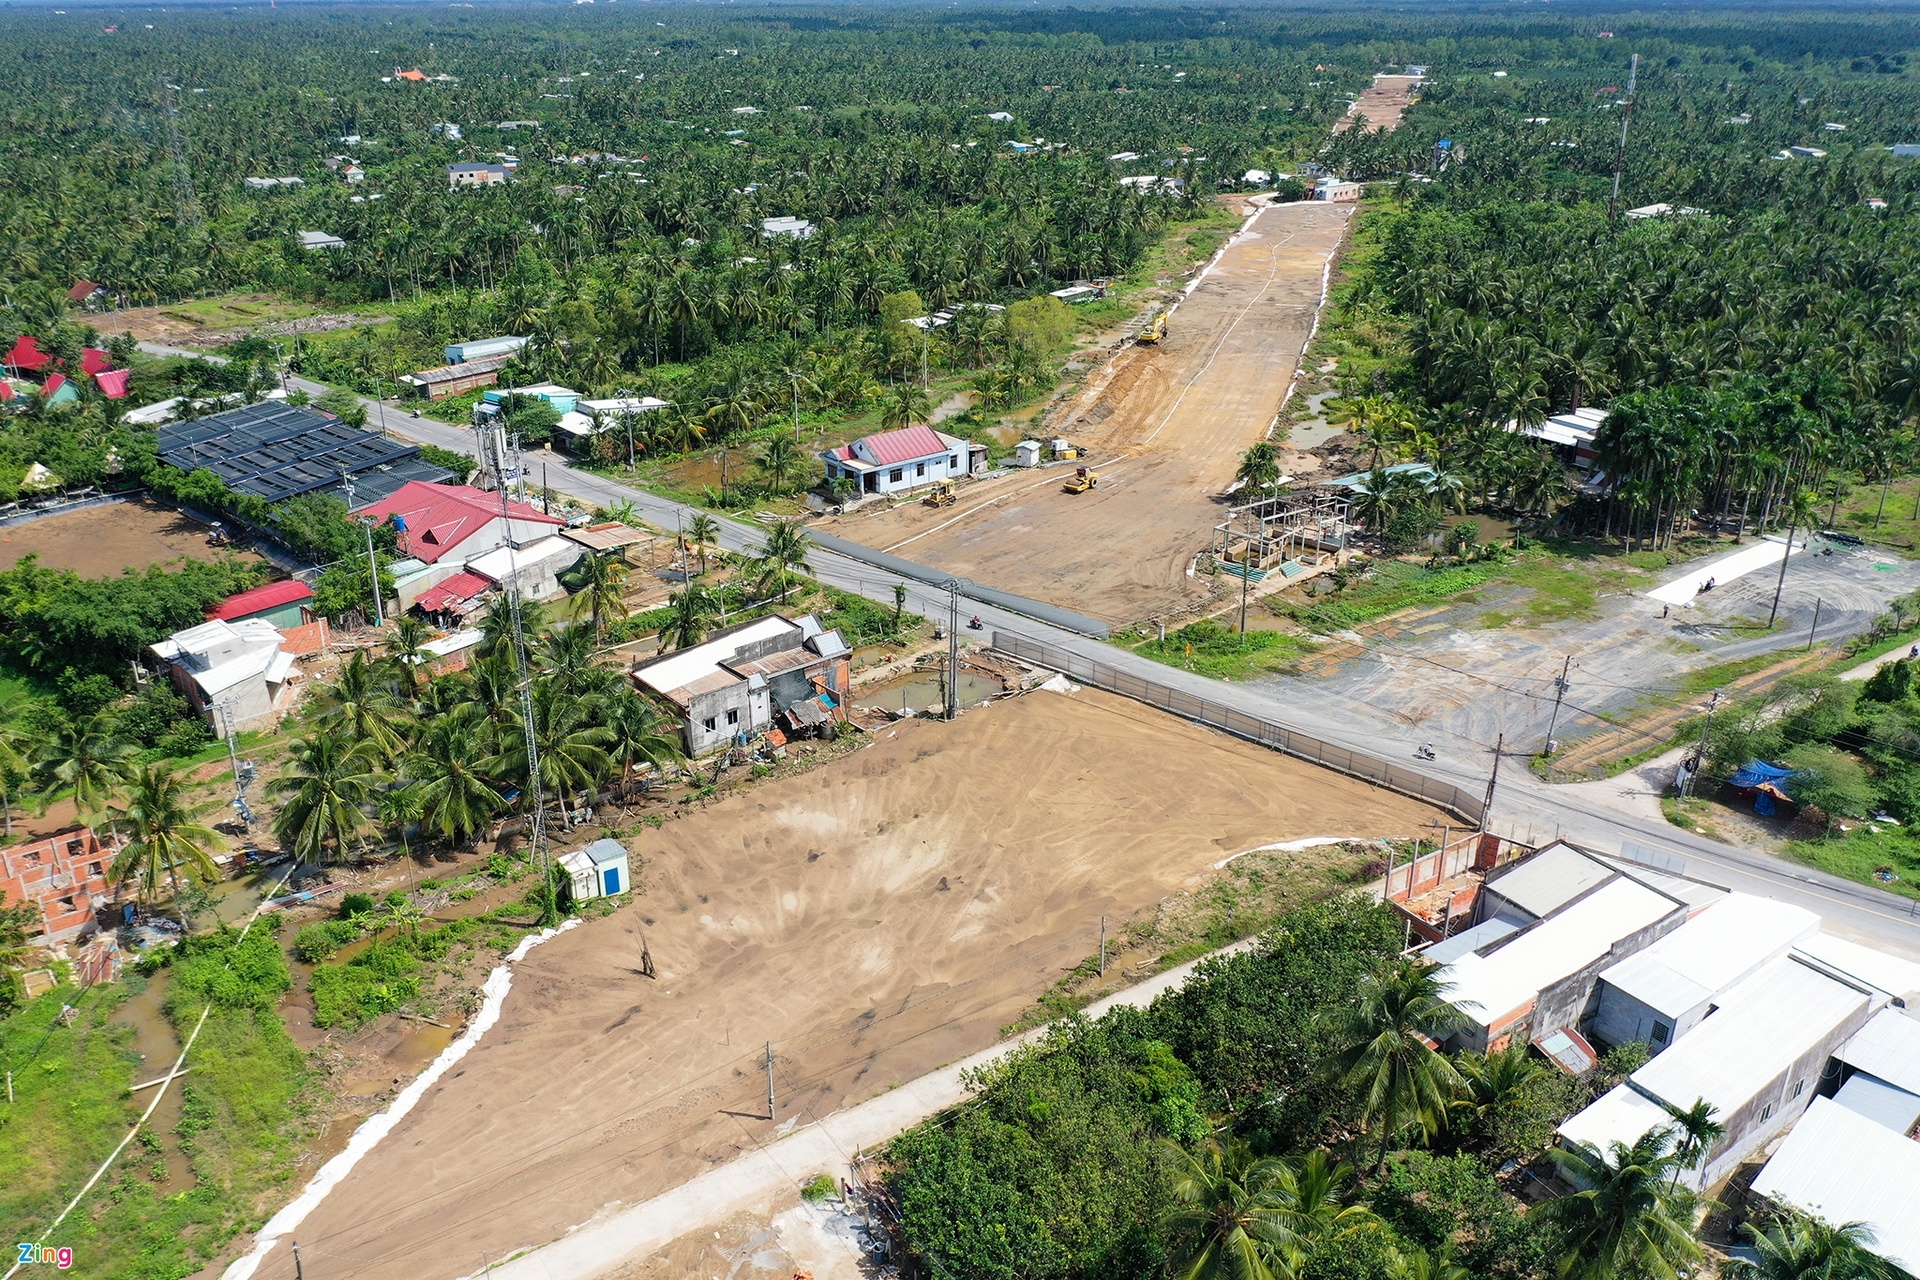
[157,402,443,505]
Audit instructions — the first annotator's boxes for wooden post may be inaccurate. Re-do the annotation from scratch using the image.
[1099,917,1107,975]
[765,1042,775,1121]
[293,1243,305,1280]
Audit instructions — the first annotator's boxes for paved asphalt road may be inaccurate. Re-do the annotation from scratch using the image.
[140,347,1920,955]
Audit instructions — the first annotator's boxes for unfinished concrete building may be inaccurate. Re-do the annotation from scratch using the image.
[1213,491,1352,579]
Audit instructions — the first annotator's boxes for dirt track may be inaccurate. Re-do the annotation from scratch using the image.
[1335,73,1423,134]
[240,687,1441,1279]
[822,200,1354,627]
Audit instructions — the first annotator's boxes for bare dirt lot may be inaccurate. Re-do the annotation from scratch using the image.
[821,200,1355,628]
[236,687,1442,1280]
[1335,73,1423,134]
[0,497,260,575]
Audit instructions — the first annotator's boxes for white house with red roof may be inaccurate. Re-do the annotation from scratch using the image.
[822,424,974,497]
[356,480,563,565]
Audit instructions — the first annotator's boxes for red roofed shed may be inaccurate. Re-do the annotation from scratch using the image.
[207,579,314,626]
[5,335,51,373]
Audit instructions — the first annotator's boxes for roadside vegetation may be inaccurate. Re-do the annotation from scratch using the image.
[887,897,1877,1280]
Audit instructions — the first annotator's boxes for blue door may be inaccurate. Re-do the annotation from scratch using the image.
[603,867,622,895]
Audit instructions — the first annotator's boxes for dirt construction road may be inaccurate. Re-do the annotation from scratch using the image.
[240,688,1441,1280]
[823,200,1354,628]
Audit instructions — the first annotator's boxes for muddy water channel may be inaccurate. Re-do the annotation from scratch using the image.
[111,973,195,1188]
[858,670,1001,714]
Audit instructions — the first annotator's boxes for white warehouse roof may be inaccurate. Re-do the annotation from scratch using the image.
[1793,932,1920,1001]
[1599,894,1820,1018]
[1630,957,1865,1121]
[1438,877,1679,1028]
[1836,1008,1920,1095]
[1752,1098,1920,1274]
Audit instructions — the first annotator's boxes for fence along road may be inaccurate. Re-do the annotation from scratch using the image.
[990,631,1486,825]
[146,352,1920,953]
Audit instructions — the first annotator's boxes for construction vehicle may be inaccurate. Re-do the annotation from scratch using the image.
[1062,466,1099,495]
[922,479,957,508]
[1138,311,1169,345]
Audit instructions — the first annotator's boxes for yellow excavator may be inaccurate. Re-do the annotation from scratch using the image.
[1062,466,1099,494]
[1138,311,1169,344]
[922,479,957,508]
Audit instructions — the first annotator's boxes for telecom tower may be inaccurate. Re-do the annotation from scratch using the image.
[156,74,203,229]
[1608,54,1640,220]
[483,426,554,919]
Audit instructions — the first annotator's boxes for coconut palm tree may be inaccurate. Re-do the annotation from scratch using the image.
[478,597,549,660]
[755,519,816,603]
[0,713,30,839]
[1535,1128,1700,1280]
[312,650,409,761]
[270,731,383,868]
[602,692,683,795]
[489,684,614,828]
[1330,956,1472,1170]
[1725,1212,1902,1280]
[34,713,136,824]
[685,513,721,576]
[1236,441,1284,495]
[383,616,435,699]
[564,552,631,641]
[1386,1245,1469,1280]
[405,705,501,848]
[879,380,934,432]
[758,435,806,491]
[1452,1041,1547,1134]
[660,585,719,650]
[1158,1137,1309,1280]
[110,763,221,930]
[1661,1097,1725,1188]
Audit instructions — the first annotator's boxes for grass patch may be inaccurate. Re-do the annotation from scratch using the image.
[4,926,313,1279]
[1783,826,1920,901]
[1675,650,1807,696]
[1278,560,1504,632]
[1126,619,1320,679]
[1661,795,1724,840]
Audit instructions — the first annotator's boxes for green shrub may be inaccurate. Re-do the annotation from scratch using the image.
[293,918,362,964]
[309,942,421,1028]
[801,1173,838,1202]
[338,892,375,918]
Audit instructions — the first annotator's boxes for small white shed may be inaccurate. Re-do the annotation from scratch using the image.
[559,850,598,903]
[582,837,631,897]
[1014,440,1044,467]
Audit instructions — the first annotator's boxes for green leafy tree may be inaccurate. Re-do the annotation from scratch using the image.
[685,513,721,577]
[405,705,502,849]
[562,553,630,641]
[34,712,136,824]
[1661,1097,1725,1188]
[384,615,435,699]
[660,585,718,650]
[754,519,816,603]
[312,650,409,761]
[1235,442,1284,495]
[1,889,43,1013]
[1160,1137,1310,1280]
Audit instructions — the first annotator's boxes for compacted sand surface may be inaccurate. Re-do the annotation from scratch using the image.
[239,688,1442,1279]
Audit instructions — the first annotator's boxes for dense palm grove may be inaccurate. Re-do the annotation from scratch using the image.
[1313,13,1920,544]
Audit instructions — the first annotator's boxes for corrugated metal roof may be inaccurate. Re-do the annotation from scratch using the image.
[1837,1008,1920,1095]
[1832,1072,1920,1134]
[1423,917,1518,965]
[1598,893,1820,1017]
[1482,843,1615,919]
[208,579,313,621]
[1752,1098,1920,1273]
[414,571,493,613]
[633,615,800,701]
[1793,933,1920,1000]
[1557,1081,1673,1156]
[1438,878,1680,1028]
[1630,956,1866,1119]
[852,424,952,466]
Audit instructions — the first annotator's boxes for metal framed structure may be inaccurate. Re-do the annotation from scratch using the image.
[1212,490,1352,573]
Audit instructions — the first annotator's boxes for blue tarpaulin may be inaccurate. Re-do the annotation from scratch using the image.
[1729,760,1794,789]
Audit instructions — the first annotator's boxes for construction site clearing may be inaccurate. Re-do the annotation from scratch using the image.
[221,683,1447,1280]
[817,198,1356,629]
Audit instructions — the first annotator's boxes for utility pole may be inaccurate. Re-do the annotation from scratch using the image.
[1543,655,1572,755]
[485,426,553,921]
[1608,53,1639,220]
[765,1042,776,1121]
[945,578,961,721]
[359,516,384,627]
[156,74,203,229]
[292,1243,305,1280]
[1806,597,1824,651]
[787,370,802,442]
[1767,521,1800,628]
[1099,916,1107,975]
[1684,690,1720,798]
[222,705,256,833]
[1238,557,1253,635]
[1480,733,1504,833]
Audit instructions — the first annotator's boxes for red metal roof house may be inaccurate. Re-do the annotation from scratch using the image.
[356,480,564,564]
[822,424,972,497]
[207,580,315,628]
